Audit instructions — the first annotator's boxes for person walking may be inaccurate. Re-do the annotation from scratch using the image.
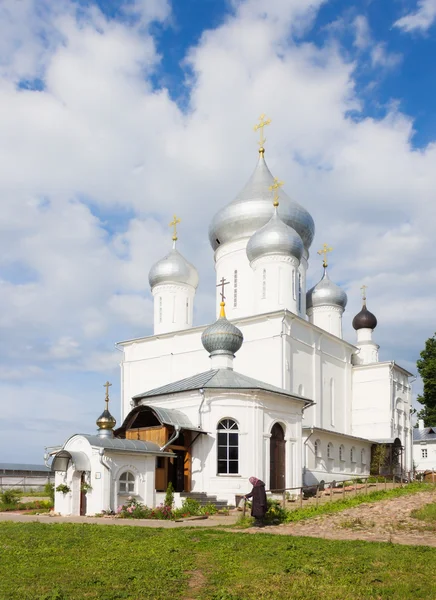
[245,476,267,527]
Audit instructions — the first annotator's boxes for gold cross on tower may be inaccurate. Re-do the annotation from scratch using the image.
[360,284,367,304]
[253,113,271,153]
[217,277,230,317]
[103,381,112,403]
[269,177,284,207]
[317,243,333,268]
[169,215,181,242]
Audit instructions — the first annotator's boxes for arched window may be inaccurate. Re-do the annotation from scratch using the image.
[262,269,267,299]
[233,270,238,308]
[330,378,335,427]
[327,442,334,460]
[119,471,135,494]
[292,270,296,300]
[350,447,356,463]
[217,419,239,474]
[361,449,366,465]
[314,439,321,457]
[298,273,302,312]
[159,297,163,323]
[339,445,345,462]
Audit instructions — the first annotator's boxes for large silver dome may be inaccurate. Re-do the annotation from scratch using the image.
[246,210,304,263]
[202,311,243,356]
[209,153,315,252]
[306,267,347,310]
[148,245,199,289]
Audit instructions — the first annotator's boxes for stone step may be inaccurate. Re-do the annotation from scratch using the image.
[179,491,228,508]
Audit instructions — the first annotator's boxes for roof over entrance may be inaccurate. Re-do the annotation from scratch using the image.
[116,405,206,435]
[51,450,91,472]
[132,369,312,405]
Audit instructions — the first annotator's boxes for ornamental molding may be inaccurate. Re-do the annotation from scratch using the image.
[251,254,300,268]
[152,284,196,295]
[307,305,344,315]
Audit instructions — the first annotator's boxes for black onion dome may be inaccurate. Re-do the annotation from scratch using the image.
[352,304,377,330]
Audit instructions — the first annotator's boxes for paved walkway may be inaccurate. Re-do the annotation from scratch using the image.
[0,511,239,528]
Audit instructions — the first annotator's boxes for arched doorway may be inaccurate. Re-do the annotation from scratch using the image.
[270,423,286,491]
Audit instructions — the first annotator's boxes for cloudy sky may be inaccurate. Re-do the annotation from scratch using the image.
[1,0,435,462]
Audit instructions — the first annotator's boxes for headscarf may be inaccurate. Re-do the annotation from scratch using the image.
[249,476,259,486]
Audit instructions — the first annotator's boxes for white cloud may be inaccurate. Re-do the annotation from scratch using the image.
[0,0,435,460]
[394,0,436,33]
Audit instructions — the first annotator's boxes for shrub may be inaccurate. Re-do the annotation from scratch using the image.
[0,490,20,506]
[164,482,174,509]
[265,499,287,525]
[200,502,218,516]
[45,483,55,503]
[117,497,174,520]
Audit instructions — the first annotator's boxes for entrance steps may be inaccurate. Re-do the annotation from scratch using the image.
[179,491,228,509]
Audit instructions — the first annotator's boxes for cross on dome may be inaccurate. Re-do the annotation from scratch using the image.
[253,113,271,154]
[360,284,367,303]
[216,277,230,317]
[269,177,284,208]
[317,243,333,268]
[169,215,181,242]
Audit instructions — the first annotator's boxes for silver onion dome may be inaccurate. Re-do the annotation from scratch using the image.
[148,244,199,289]
[209,152,315,252]
[246,209,304,263]
[202,306,244,356]
[306,267,348,310]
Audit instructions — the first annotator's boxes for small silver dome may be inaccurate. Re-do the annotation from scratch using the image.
[246,210,304,263]
[149,244,199,289]
[306,267,347,310]
[202,307,243,356]
[209,152,315,251]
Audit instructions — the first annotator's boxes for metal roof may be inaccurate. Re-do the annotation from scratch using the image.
[51,451,91,472]
[133,369,311,404]
[413,427,436,442]
[80,434,172,456]
[0,463,52,473]
[302,427,375,444]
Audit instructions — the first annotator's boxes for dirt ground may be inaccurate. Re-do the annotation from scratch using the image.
[247,488,436,546]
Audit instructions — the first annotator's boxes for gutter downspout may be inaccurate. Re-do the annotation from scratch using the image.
[302,426,315,486]
[160,425,181,451]
[198,388,205,429]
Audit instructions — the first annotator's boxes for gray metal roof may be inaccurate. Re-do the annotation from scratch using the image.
[133,369,311,404]
[0,463,52,473]
[142,406,202,431]
[51,451,91,472]
[302,427,375,444]
[64,434,173,456]
[413,427,436,442]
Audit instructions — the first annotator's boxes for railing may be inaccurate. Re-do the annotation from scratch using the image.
[242,472,425,514]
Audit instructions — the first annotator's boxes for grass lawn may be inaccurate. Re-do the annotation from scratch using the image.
[1,523,435,599]
[411,501,436,523]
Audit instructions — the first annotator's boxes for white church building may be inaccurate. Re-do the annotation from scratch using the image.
[49,123,413,515]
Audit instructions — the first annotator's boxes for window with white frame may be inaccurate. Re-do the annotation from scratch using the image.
[233,270,238,308]
[119,471,135,494]
[361,448,366,465]
[339,444,345,461]
[217,419,239,474]
[422,448,428,458]
[314,439,321,458]
[327,442,334,460]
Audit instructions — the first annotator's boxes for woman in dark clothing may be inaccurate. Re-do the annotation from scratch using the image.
[245,476,267,526]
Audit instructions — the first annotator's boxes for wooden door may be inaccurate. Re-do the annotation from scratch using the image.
[80,472,87,516]
[270,424,286,491]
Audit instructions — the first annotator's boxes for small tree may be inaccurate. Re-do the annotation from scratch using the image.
[164,482,174,509]
[371,444,387,475]
[416,333,436,426]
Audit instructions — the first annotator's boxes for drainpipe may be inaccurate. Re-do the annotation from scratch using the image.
[160,425,181,451]
[302,427,314,486]
[198,388,205,428]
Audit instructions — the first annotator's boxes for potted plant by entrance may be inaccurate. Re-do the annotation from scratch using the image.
[55,484,71,495]
[80,482,92,494]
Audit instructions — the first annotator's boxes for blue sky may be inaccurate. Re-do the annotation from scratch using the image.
[1,0,436,462]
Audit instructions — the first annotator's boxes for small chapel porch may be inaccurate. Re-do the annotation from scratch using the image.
[115,405,206,493]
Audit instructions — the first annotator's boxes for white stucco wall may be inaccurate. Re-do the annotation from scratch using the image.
[413,441,436,471]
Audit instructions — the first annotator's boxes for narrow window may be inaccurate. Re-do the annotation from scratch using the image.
[185,298,189,324]
[361,449,366,465]
[422,448,428,458]
[298,273,302,312]
[262,269,267,299]
[119,471,135,494]
[172,295,176,323]
[233,270,238,308]
[350,447,356,463]
[292,270,296,300]
[327,442,333,460]
[339,445,345,462]
[217,419,239,474]
[159,297,163,323]
[330,378,335,427]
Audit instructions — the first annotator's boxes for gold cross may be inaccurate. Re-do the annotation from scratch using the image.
[360,284,367,303]
[103,381,112,403]
[253,113,271,152]
[169,215,181,241]
[317,243,333,268]
[269,177,284,207]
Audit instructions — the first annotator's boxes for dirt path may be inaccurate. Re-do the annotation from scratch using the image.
[243,488,436,546]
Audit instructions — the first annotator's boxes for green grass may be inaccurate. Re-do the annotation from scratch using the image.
[0,522,435,599]
[411,502,436,522]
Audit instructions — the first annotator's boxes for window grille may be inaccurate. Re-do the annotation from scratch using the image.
[119,471,135,494]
